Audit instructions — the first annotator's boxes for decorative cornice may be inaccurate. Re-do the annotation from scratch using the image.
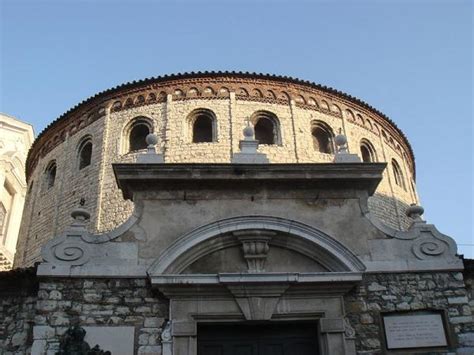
[25,71,416,179]
[113,162,386,200]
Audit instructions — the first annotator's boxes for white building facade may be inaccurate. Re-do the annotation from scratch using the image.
[0,113,34,270]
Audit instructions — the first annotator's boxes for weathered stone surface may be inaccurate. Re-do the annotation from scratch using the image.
[31,339,47,354]
[83,326,135,355]
[458,333,474,346]
[395,302,410,311]
[138,345,162,355]
[345,272,474,354]
[11,331,27,346]
[15,75,419,267]
[450,316,473,324]
[138,333,149,345]
[33,325,55,339]
[359,313,373,324]
[0,278,168,354]
[37,300,58,311]
[48,290,62,300]
[449,296,469,305]
[144,317,164,328]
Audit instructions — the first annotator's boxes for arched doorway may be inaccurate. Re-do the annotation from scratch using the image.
[148,216,363,355]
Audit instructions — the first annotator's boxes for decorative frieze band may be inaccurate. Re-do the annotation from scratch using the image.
[26,74,415,179]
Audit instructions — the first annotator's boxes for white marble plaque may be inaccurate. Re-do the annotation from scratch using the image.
[83,326,135,355]
[383,313,447,349]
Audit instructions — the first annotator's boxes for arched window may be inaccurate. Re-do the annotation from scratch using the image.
[125,118,153,153]
[392,159,406,190]
[311,121,334,153]
[77,138,93,170]
[45,161,57,189]
[252,111,281,145]
[360,140,377,162]
[189,109,217,143]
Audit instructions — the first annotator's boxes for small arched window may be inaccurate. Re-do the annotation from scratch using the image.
[311,121,334,154]
[360,140,377,162]
[252,111,281,145]
[125,118,153,152]
[45,161,57,189]
[189,109,216,143]
[392,159,406,190]
[78,138,93,170]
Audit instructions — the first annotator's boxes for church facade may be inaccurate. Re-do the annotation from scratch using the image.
[1,73,473,354]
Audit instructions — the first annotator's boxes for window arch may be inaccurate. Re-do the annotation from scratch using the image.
[251,111,281,145]
[77,137,93,170]
[392,159,406,190]
[360,139,377,162]
[124,117,153,153]
[311,121,334,154]
[45,161,57,189]
[188,109,217,143]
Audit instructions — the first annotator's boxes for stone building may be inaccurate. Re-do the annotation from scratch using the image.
[1,72,473,354]
[0,113,34,270]
[16,72,418,268]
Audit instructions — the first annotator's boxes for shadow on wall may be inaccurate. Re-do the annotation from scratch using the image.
[369,192,413,231]
[0,266,38,354]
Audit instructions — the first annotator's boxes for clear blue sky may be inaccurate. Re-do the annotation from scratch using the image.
[1,0,472,257]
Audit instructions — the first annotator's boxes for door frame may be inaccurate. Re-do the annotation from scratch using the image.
[157,278,357,355]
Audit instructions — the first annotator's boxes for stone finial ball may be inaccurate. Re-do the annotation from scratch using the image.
[146,133,158,146]
[334,134,347,146]
[406,204,424,218]
[71,207,91,221]
[243,125,254,138]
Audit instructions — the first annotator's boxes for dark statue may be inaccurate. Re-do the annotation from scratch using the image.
[56,325,111,355]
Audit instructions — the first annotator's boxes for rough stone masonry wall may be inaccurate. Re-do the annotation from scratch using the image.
[16,95,417,267]
[345,272,474,355]
[3,271,473,354]
[15,116,106,268]
[463,261,474,337]
[96,98,415,234]
[0,268,38,355]
[33,278,168,355]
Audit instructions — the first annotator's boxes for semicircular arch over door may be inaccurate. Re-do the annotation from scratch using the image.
[148,215,365,277]
[149,216,361,355]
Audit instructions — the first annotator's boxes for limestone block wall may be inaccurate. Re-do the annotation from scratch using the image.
[464,262,474,340]
[345,272,474,354]
[15,73,418,267]
[16,117,106,267]
[1,271,472,354]
[0,268,38,355]
[33,278,168,355]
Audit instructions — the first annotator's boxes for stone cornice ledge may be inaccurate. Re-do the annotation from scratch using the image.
[150,272,363,285]
[37,264,148,278]
[114,163,386,200]
[363,259,463,273]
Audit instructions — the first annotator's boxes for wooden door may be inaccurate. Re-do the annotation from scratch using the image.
[198,323,319,355]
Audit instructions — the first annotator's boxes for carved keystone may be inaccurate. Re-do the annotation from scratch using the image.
[233,230,275,272]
